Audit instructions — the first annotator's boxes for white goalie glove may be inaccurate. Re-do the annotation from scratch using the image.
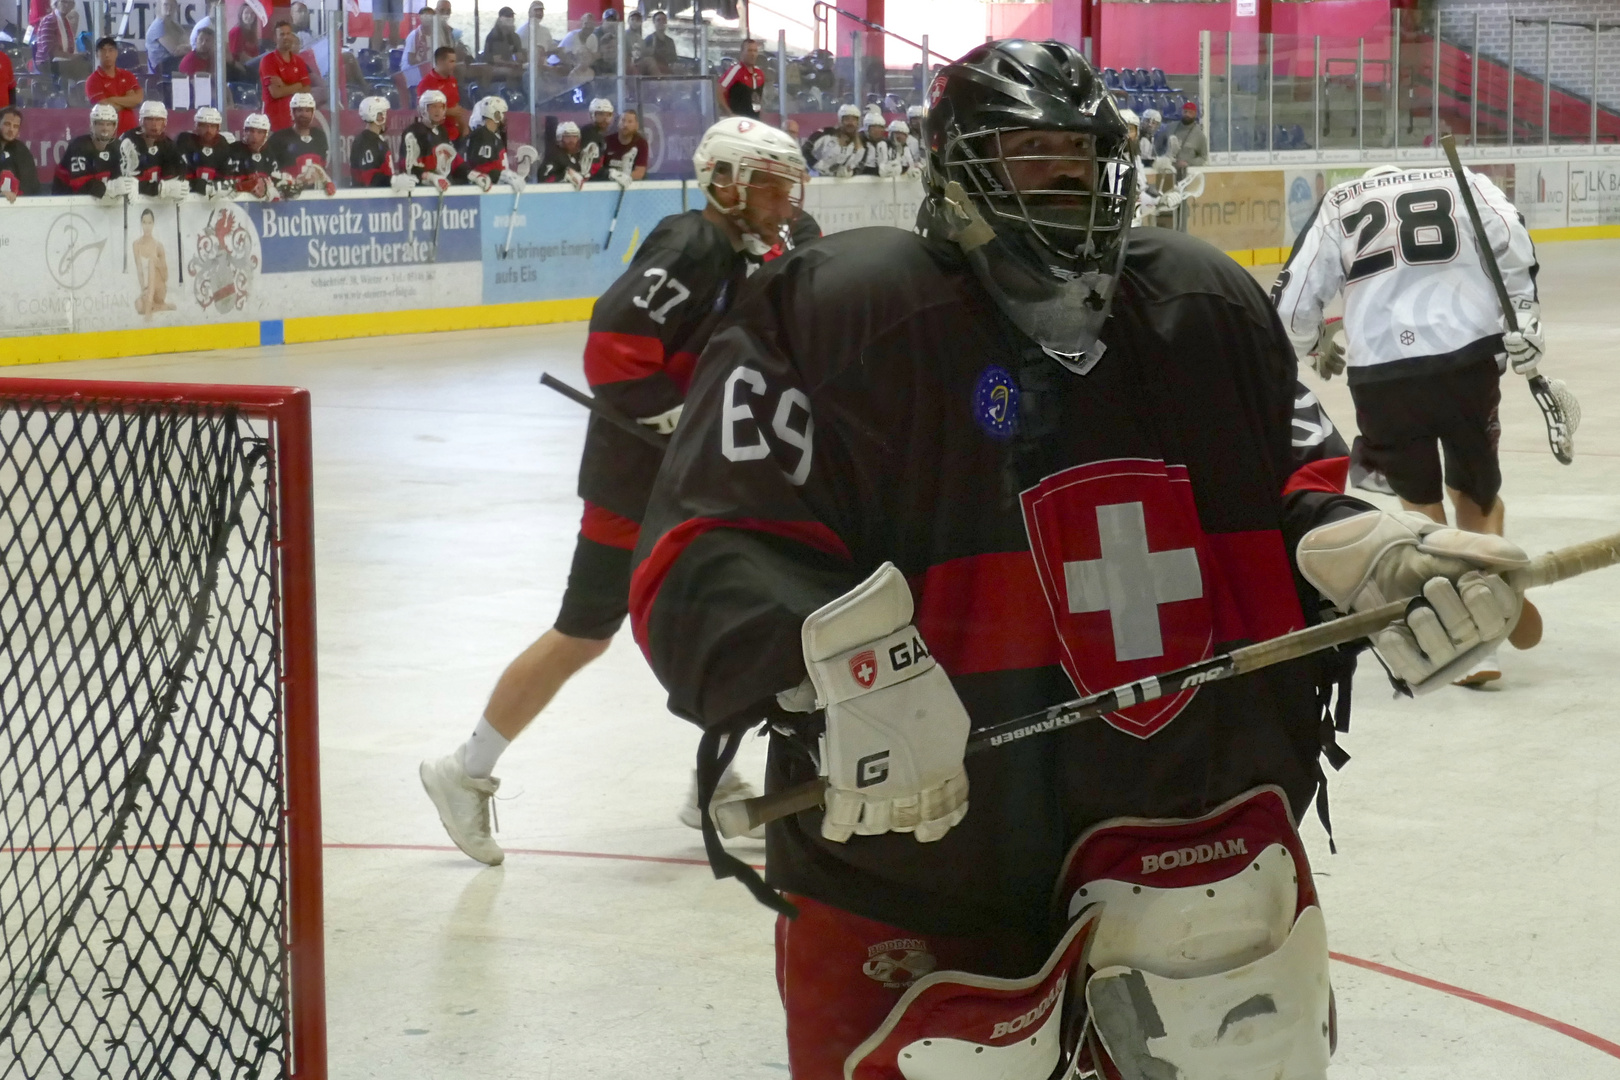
[1297,510,1528,693]
[470,170,492,192]
[1504,301,1545,376]
[297,163,337,196]
[500,168,525,193]
[511,143,539,179]
[800,563,970,844]
[635,404,681,436]
[102,175,138,201]
[390,172,416,193]
[159,177,190,200]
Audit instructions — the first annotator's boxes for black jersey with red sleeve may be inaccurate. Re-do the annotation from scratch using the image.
[463,126,508,184]
[175,132,234,192]
[267,126,330,178]
[118,131,184,194]
[349,129,396,187]
[226,141,277,191]
[52,134,116,196]
[577,210,759,535]
[401,120,464,182]
[631,225,1367,936]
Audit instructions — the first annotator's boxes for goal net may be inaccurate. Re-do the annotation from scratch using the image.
[0,379,323,1080]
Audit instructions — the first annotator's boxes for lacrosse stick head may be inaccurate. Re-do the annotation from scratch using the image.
[1530,375,1580,464]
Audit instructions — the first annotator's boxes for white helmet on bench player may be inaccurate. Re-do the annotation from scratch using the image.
[474,95,508,127]
[290,91,317,111]
[359,95,390,125]
[693,116,808,256]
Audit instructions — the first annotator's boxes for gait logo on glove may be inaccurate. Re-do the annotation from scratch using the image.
[888,635,931,669]
[849,649,878,689]
[855,750,890,788]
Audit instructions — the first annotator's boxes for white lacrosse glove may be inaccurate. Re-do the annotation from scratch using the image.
[470,170,492,191]
[565,167,585,190]
[390,172,416,193]
[160,177,190,200]
[1297,510,1528,693]
[101,175,138,201]
[634,404,681,436]
[499,168,525,193]
[1504,312,1545,376]
[878,159,902,178]
[804,563,970,844]
[833,164,854,178]
[511,143,539,178]
[609,166,631,190]
[429,173,451,193]
[1309,319,1346,381]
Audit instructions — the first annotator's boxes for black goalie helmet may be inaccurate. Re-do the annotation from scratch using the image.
[922,40,1137,367]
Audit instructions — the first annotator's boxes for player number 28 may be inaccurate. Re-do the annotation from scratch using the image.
[630,267,691,325]
[1341,187,1460,282]
[721,366,814,486]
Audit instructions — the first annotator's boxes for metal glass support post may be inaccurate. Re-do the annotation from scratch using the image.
[1544,17,1552,146]
[1508,17,1515,147]
[473,0,480,55]
[1391,10,1400,150]
[1313,35,1321,151]
[1226,31,1233,153]
[699,20,710,77]
[1200,30,1212,147]
[1357,37,1364,151]
[1594,20,1602,148]
[616,20,627,113]
[1471,13,1479,145]
[778,28,789,121]
[529,14,540,137]
[213,0,227,112]
[1432,15,1441,153]
[328,0,342,176]
[852,30,863,109]
[921,33,929,97]
[1265,33,1273,153]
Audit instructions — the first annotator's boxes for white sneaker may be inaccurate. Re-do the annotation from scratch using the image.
[679,767,765,839]
[420,746,504,865]
[1454,649,1502,688]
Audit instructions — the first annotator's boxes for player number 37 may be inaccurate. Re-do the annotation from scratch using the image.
[720,366,814,485]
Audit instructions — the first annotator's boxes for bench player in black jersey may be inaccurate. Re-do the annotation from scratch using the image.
[54,103,126,196]
[227,113,278,198]
[119,100,186,198]
[349,95,401,189]
[631,41,1532,1080]
[176,106,234,194]
[419,117,812,865]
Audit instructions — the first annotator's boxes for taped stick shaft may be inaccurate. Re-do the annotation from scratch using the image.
[713,530,1620,838]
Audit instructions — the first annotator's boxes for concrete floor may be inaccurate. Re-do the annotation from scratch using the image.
[13,238,1620,1079]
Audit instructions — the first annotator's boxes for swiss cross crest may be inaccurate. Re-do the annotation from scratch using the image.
[1021,459,1213,738]
[849,649,878,690]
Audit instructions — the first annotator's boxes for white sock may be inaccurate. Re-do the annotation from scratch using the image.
[462,717,510,779]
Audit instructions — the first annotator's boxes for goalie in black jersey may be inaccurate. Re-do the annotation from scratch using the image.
[176,106,235,195]
[419,117,810,866]
[629,41,1534,1080]
[350,95,400,189]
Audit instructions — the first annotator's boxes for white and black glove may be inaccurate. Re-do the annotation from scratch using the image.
[101,175,138,201]
[390,172,416,193]
[801,563,970,843]
[500,168,525,193]
[470,170,493,192]
[635,404,681,437]
[208,180,236,200]
[1504,303,1545,376]
[159,177,190,200]
[1297,510,1528,693]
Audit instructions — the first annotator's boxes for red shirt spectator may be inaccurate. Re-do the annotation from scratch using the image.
[719,39,765,117]
[31,0,79,71]
[178,28,218,76]
[417,68,463,142]
[0,50,14,109]
[87,46,144,135]
[260,23,312,130]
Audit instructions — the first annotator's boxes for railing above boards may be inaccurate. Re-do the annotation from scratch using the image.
[811,1,953,64]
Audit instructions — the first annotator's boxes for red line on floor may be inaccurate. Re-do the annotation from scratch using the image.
[323,840,748,870]
[1328,951,1620,1060]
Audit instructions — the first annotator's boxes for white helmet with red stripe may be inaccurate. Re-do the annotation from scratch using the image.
[693,116,808,255]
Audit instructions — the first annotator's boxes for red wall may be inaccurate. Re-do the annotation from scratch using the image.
[1091,0,1392,76]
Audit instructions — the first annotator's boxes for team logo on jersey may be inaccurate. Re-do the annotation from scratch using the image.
[973,365,1019,440]
[927,74,948,109]
[849,649,878,689]
[1020,459,1213,738]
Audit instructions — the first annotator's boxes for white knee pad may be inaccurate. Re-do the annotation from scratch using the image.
[1054,786,1334,1080]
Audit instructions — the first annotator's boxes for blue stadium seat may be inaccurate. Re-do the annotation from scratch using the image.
[389,46,404,72]
[1102,67,1121,90]
[1291,123,1309,149]
[1117,67,1137,91]
[1150,67,1170,91]
[359,48,388,79]
[1135,68,1152,92]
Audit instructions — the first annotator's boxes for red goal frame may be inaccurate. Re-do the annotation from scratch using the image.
[0,377,325,1080]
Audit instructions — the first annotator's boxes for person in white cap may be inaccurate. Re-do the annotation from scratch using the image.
[579,96,615,157]
[418,116,812,866]
[352,95,401,188]
[227,112,280,198]
[177,106,236,195]
[463,95,531,191]
[538,120,599,187]
[402,87,467,189]
[54,103,127,197]
[267,90,334,194]
[808,102,862,177]
[119,100,187,197]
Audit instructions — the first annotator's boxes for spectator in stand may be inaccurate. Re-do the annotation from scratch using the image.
[595,8,620,74]
[229,0,272,69]
[417,45,467,141]
[262,20,313,131]
[644,10,676,74]
[54,103,124,196]
[289,1,316,49]
[557,10,597,68]
[402,5,437,82]
[578,97,613,154]
[719,37,763,117]
[518,1,553,61]
[807,103,860,177]
[371,0,404,52]
[180,26,235,81]
[481,6,525,82]
[0,46,14,110]
[538,120,597,186]
[1166,99,1208,173]
[593,106,646,183]
[146,0,192,72]
[33,0,86,81]
[0,106,42,200]
[87,36,143,136]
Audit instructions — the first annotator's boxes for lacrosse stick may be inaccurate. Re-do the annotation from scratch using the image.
[603,146,637,251]
[120,139,140,273]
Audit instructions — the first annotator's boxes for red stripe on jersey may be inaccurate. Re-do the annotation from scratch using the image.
[584,331,665,387]
[629,517,852,659]
[1201,530,1307,643]
[581,501,641,551]
[1282,455,1349,496]
[667,351,700,394]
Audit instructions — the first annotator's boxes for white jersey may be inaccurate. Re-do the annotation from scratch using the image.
[1272,166,1538,380]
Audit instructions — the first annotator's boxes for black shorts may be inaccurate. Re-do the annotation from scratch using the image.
[1350,357,1502,509]
[552,503,640,640]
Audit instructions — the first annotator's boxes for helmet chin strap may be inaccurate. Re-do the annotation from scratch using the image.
[704,181,776,256]
[938,181,1120,373]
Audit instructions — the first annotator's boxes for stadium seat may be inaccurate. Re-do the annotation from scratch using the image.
[1291,124,1309,149]
[66,79,88,107]
[1102,67,1121,90]
[389,46,403,72]
[229,81,260,108]
[358,47,387,79]
[505,88,526,111]
[117,45,139,72]
[1135,68,1152,91]
[347,85,367,109]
